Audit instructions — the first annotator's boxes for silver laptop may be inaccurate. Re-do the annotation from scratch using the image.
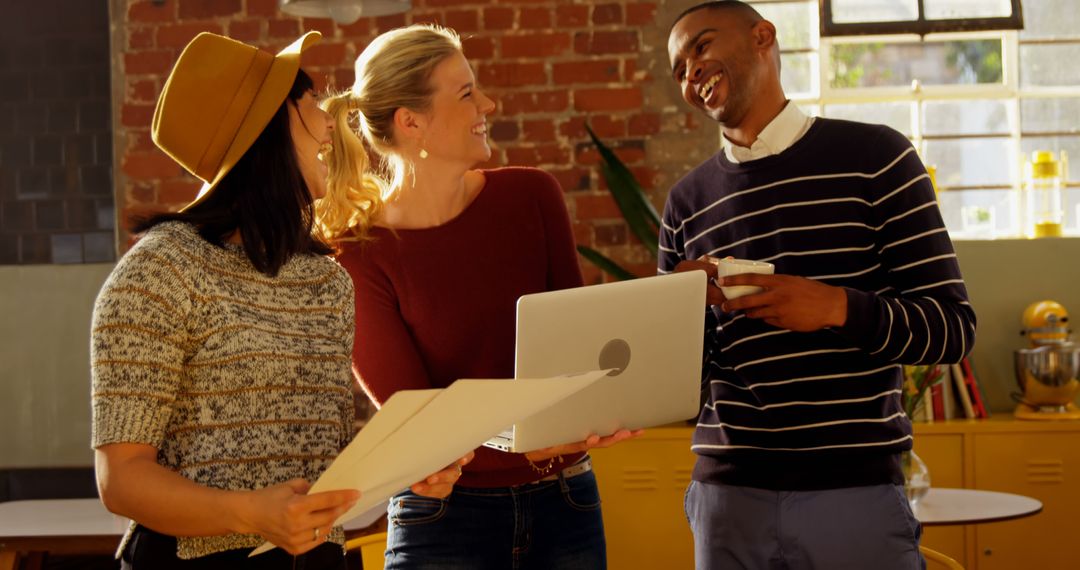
[484,270,706,453]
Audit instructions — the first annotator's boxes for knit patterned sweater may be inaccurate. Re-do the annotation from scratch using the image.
[659,119,976,490]
[91,222,356,559]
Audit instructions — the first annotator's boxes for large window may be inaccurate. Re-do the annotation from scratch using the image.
[750,0,1080,239]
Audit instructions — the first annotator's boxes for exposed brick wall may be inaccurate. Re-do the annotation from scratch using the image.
[111,0,716,282]
[0,0,116,265]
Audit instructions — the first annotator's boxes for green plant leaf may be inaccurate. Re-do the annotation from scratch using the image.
[584,123,660,255]
[576,245,638,281]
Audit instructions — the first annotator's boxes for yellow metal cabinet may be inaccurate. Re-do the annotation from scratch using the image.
[591,427,697,570]
[971,431,1080,569]
[593,420,1080,570]
[913,432,966,564]
[911,419,1080,570]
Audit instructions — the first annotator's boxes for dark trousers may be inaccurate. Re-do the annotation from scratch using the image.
[121,526,347,570]
[685,481,925,570]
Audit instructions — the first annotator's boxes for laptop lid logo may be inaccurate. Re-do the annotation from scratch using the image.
[598,338,631,377]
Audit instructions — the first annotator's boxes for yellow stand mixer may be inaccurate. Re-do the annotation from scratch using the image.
[1014,300,1080,420]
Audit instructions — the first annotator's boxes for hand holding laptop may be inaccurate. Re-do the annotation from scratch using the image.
[523,428,644,463]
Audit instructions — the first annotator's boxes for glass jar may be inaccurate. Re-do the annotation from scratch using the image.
[1021,150,1067,238]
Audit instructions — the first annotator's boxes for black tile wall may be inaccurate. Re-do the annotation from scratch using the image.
[0,232,17,264]
[0,0,115,264]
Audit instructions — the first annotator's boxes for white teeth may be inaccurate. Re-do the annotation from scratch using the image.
[471,124,487,135]
[698,73,722,101]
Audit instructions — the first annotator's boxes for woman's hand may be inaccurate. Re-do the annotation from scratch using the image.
[96,444,357,556]
[523,429,644,463]
[236,479,360,555]
[410,451,475,499]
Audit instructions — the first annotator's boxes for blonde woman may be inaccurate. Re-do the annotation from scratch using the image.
[318,24,636,569]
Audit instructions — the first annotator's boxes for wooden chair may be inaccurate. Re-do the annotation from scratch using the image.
[345,531,387,570]
[920,545,964,569]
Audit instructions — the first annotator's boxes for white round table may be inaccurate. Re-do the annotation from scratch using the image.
[0,498,388,570]
[912,488,1043,526]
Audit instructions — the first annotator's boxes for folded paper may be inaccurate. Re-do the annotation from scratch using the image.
[251,369,610,556]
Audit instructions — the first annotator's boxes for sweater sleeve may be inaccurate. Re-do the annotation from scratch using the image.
[658,197,686,275]
[660,188,719,387]
[533,169,585,291]
[836,127,977,365]
[348,253,434,407]
[91,235,194,448]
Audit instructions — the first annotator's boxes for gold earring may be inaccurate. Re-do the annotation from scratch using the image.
[419,148,428,159]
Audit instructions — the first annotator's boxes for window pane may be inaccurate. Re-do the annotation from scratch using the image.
[925,0,1013,20]
[1062,186,1080,236]
[830,0,917,24]
[938,188,1016,239]
[828,39,1003,88]
[797,103,821,117]
[750,1,817,50]
[1020,0,1080,40]
[1021,98,1080,134]
[823,102,913,136]
[780,53,815,97]
[1020,43,1080,87]
[923,137,1014,187]
[1021,136,1080,183]
[1067,187,1080,235]
[924,100,1009,136]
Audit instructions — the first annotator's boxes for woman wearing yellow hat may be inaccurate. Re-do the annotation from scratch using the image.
[317,24,637,569]
[90,32,469,568]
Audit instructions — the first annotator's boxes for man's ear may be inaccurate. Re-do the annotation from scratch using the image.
[752,20,777,52]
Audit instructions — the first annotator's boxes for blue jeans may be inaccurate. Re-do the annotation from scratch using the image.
[685,481,925,570]
[384,469,606,570]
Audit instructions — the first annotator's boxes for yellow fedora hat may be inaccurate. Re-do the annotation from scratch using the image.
[151,31,322,211]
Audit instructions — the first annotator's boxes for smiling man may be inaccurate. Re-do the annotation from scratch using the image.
[661,2,977,568]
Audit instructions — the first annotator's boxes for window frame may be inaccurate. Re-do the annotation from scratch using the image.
[820,0,1025,37]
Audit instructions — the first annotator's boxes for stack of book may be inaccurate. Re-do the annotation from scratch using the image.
[910,357,989,421]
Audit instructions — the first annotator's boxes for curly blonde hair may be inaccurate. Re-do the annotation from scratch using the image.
[316,25,462,244]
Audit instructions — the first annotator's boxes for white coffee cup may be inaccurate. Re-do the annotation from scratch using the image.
[710,257,775,299]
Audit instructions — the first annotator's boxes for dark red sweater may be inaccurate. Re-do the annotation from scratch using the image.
[337,167,586,487]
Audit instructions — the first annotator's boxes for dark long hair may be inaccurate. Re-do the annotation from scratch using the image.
[132,70,332,277]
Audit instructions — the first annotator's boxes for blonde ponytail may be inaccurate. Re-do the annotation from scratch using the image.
[316,91,389,244]
[315,24,463,245]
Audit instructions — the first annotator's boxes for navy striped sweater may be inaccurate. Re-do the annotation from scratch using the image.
[659,118,976,490]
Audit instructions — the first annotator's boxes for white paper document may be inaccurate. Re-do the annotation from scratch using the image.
[250,369,609,556]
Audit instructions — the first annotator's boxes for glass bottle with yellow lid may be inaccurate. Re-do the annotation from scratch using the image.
[1021,150,1067,238]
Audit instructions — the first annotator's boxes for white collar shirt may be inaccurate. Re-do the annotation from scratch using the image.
[722,101,814,164]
